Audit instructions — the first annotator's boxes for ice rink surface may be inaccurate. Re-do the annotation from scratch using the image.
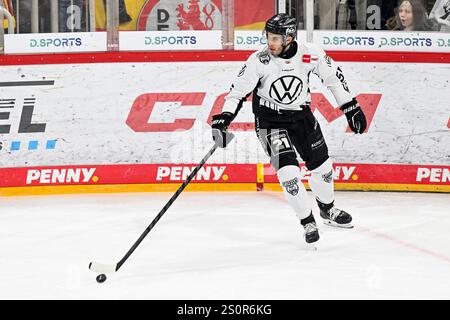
[1,190,449,300]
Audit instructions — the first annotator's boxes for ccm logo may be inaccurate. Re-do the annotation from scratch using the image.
[416,168,450,183]
[126,92,382,132]
[156,166,226,181]
[26,168,96,184]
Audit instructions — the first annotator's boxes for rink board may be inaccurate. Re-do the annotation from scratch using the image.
[0,163,448,195]
[0,51,449,195]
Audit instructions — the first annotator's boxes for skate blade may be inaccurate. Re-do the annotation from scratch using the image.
[323,220,354,229]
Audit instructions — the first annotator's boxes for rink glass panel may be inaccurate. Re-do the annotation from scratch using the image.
[313,0,450,33]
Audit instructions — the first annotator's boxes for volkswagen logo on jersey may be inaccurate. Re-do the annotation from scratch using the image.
[269,76,303,105]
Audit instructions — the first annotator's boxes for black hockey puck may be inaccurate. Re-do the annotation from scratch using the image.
[96,274,107,283]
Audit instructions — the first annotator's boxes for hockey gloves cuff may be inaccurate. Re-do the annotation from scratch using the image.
[211,112,235,148]
[340,98,367,134]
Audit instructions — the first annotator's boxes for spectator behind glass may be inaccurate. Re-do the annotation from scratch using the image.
[386,0,431,31]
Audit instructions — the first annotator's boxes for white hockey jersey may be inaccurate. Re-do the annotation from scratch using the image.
[222,41,354,115]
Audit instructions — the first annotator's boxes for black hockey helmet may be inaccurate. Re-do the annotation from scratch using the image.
[264,13,297,40]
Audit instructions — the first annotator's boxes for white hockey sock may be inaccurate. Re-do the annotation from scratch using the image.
[308,158,335,205]
[277,165,311,220]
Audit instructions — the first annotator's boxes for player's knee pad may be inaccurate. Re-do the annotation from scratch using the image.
[277,165,311,220]
[310,157,333,176]
[308,157,334,204]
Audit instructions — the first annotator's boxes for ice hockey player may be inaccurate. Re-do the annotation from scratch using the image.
[211,13,367,244]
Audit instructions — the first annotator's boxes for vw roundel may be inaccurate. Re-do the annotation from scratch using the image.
[269,76,303,104]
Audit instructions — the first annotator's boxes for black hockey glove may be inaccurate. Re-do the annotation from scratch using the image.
[340,98,367,134]
[211,112,235,148]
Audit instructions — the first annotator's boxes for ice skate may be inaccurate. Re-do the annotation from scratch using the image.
[300,213,320,246]
[303,221,320,244]
[317,200,353,228]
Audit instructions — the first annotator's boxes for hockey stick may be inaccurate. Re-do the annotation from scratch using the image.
[89,133,234,277]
